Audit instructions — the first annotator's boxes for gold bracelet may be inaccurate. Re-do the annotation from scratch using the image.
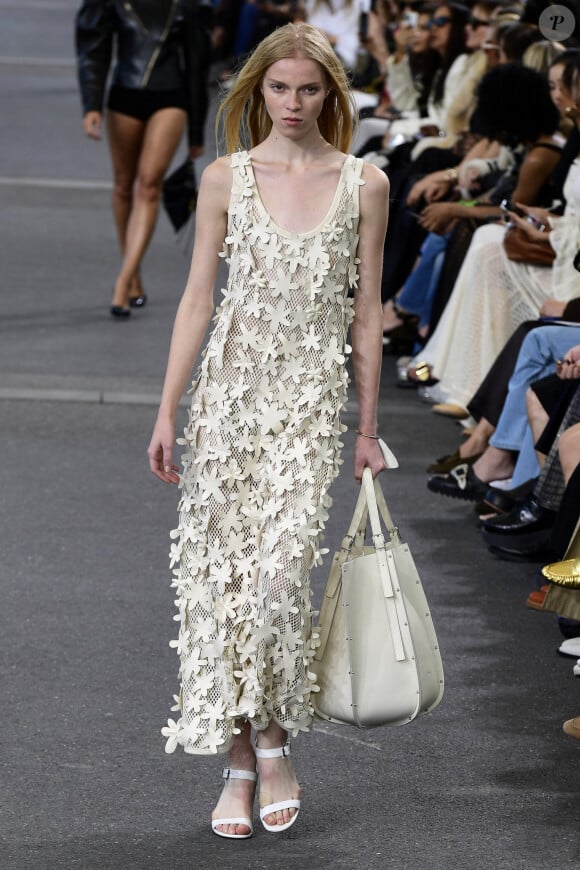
[356,431,379,439]
[444,168,458,182]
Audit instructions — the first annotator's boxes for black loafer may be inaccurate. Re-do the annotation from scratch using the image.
[480,498,556,555]
[427,463,490,502]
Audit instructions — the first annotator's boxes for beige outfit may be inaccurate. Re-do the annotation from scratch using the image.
[162,151,365,754]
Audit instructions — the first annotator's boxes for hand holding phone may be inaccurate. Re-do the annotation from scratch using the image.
[500,199,546,231]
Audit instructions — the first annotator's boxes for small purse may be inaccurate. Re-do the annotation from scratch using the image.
[312,465,444,728]
[503,224,555,266]
[162,159,197,231]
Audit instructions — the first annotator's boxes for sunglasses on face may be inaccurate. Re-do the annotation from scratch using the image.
[429,15,452,28]
[468,15,489,27]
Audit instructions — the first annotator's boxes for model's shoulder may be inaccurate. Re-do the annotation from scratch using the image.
[198,157,236,201]
[359,160,390,195]
[201,156,234,184]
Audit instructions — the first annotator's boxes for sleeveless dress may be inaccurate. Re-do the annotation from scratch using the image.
[162,150,365,755]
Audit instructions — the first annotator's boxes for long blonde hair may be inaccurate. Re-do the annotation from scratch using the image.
[216,23,356,153]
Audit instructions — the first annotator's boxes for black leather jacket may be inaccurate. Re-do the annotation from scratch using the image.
[75,0,212,146]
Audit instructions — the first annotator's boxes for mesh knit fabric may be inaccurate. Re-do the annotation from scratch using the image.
[161,151,365,755]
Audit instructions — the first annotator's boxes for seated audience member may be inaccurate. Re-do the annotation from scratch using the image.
[425,303,580,473]
[382,61,566,340]
[426,330,580,500]
[400,60,580,412]
[479,379,580,557]
[350,3,441,148]
[301,0,361,72]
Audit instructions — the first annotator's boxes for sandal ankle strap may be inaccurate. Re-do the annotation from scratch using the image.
[254,741,291,759]
[222,768,258,782]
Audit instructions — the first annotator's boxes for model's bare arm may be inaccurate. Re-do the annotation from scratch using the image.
[351,162,390,481]
[148,158,231,483]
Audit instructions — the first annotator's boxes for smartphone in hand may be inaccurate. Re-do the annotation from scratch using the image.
[500,199,545,231]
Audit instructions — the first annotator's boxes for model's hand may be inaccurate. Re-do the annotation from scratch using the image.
[557,345,580,380]
[83,111,102,140]
[354,436,386,484]
[418,202,459,234]
[148,415,180,484]
[540,299,566,318]
[189,145,204,160]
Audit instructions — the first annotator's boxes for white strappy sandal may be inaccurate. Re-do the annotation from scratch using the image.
[211,768,258,840]
[254,742,301,833]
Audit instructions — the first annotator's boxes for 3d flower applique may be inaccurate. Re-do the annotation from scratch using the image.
[270,589,300,622]
[245,293,265,321]
[224,223,246,251]
[238,249,257,275]
[262,302,291,333]
[230,150,249,169]
[261,234,284,271]
[182,715,206,747]
[342,206,358,231]
[348,257,361,288]
[324,222,345,243]
[161,718,182,753]
[235,633,259,663]
[204,628,228,662]
[321,336,346,369]
[181,646,208,682]
[246,214,273,245]
[287,250,309,275]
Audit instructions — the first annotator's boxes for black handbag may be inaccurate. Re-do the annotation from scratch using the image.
[162,159,197,231]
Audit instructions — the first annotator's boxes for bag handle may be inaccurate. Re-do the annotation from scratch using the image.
[317,464,407,664]
[362,468,406,661]
[362,467,400,544]
[338,467,401,555]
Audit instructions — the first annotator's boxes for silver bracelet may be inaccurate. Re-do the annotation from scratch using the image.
[356,431,379,439]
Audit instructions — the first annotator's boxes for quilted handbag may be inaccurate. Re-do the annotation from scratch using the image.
[312,465,444,728]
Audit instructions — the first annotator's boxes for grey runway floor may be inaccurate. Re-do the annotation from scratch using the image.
[2,2,580,868]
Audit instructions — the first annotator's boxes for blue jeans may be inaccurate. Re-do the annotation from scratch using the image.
[397,232,450,329]
[490,324,580,486]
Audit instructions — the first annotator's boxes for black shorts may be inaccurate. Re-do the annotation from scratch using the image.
[107,85,188,122]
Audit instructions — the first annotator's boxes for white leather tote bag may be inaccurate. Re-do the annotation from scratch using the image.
[312,466,444,728]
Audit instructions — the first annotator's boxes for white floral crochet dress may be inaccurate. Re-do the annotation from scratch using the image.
[162,150,365,755]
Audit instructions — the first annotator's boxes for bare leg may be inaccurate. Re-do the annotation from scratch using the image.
[106,110,146,300]
[458,417,495,459]
[211,720,256,837]
[471,445,516,483]
[111,107,187,308]
[256,720,301,828]
[525,387,549,470]
[558,422,580,485]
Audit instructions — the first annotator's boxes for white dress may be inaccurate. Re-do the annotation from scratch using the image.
[413,161,580,410]
[162,151,365,755]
